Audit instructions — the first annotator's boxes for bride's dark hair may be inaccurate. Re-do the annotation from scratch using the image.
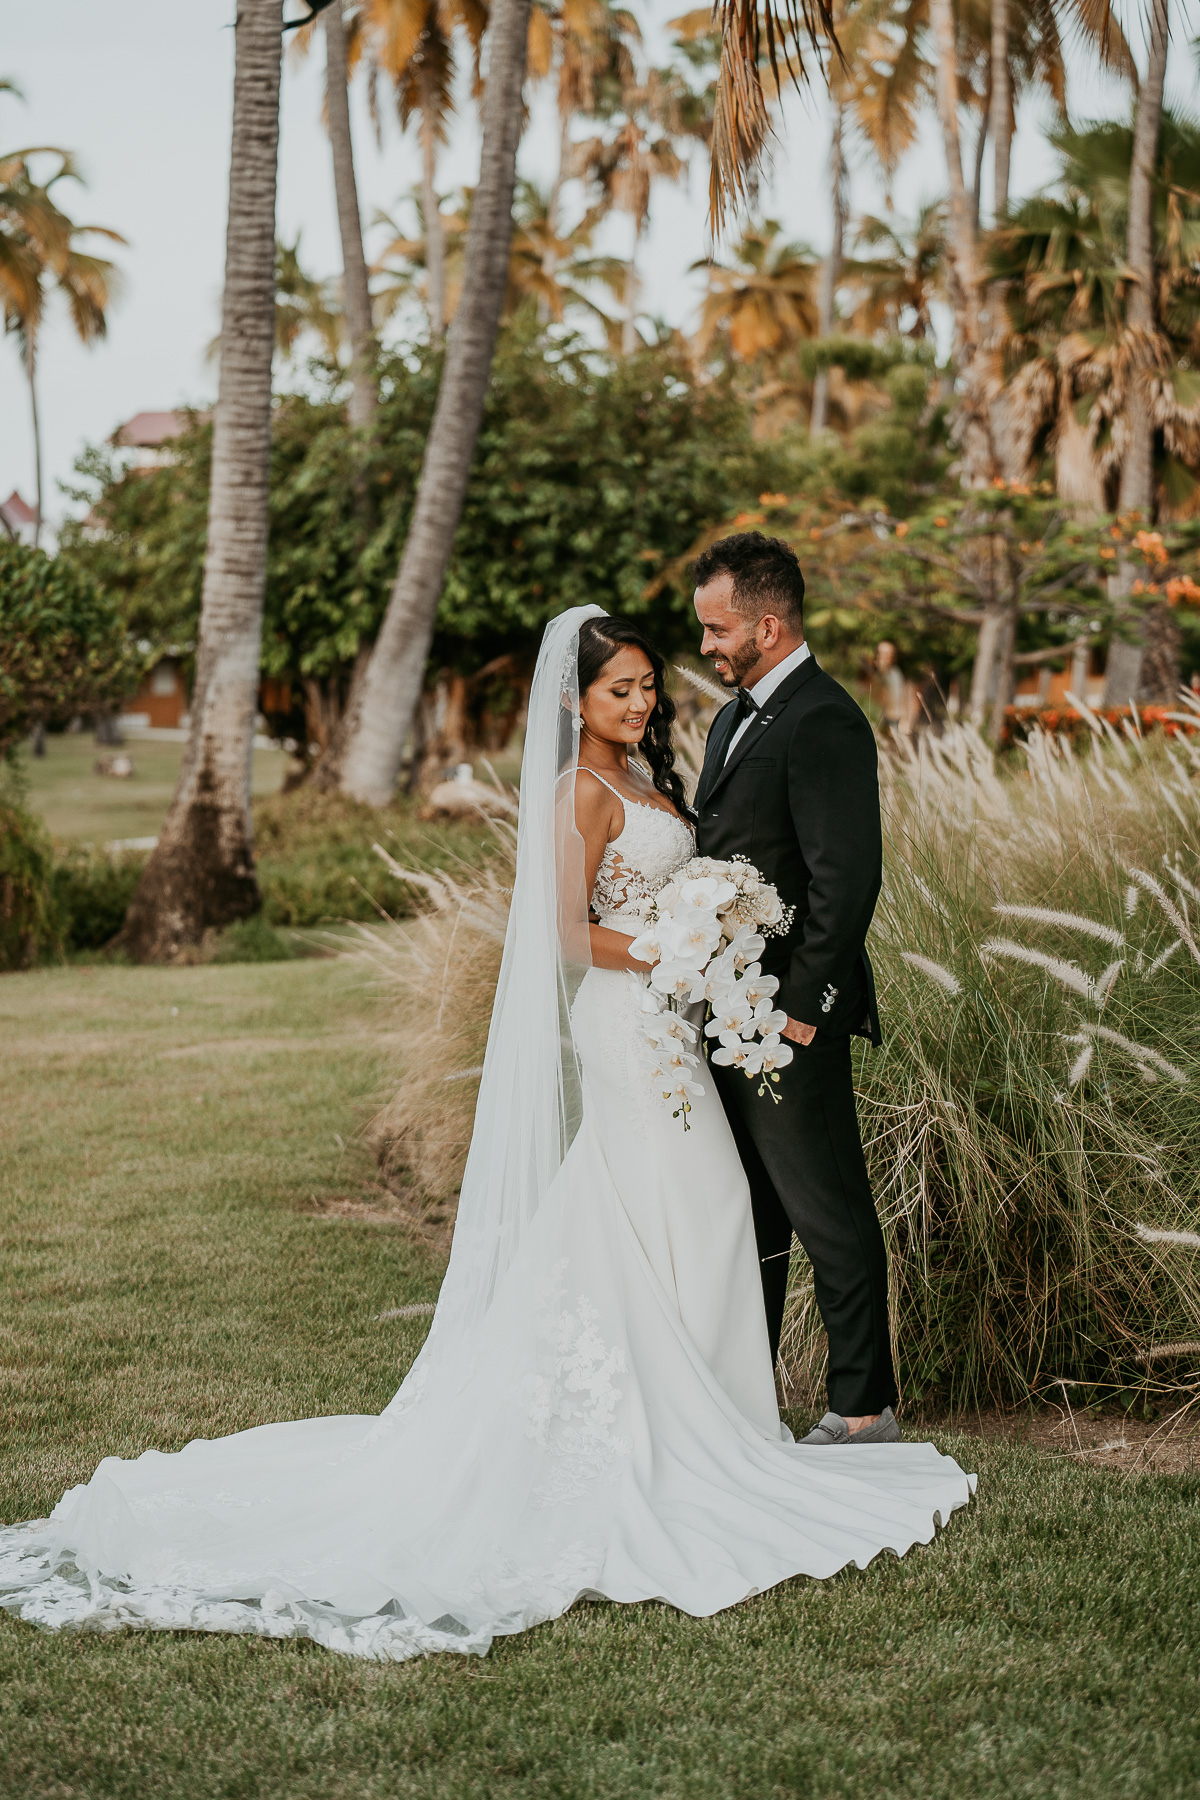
[576,615,692,818]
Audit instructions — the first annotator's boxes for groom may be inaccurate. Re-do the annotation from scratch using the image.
[692,531,900,1445]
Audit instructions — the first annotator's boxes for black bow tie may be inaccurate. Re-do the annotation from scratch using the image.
[735,687,759,720]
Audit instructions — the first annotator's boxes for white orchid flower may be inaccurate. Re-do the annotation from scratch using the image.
[726,924,767,968]
[756,1033,794,1073]
[655,880,681,913]
[643,1013,696,1050]
[750,1000,788,1037]
[678,876,737,911]
[663,1044,700,1072]
[650,960,706,1004]
[663,910,723,965]
[628,926,664,966]
[738,1042,767,1076]
[632,978,665,1014]
[711,1032,755,1070]
[705,996,753,1038]
[697,966,735,1008]
[664,1074,704,1104]
[740,969,779,1007]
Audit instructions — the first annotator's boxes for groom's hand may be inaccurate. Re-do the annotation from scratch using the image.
[782,1017,816,1047]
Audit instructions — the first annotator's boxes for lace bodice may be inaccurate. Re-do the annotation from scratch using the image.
[584,773,694,924]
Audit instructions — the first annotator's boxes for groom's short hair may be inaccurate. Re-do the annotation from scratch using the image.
[692,532,805,632]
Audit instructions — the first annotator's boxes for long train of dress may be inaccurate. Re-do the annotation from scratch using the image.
[0,803,974,1660]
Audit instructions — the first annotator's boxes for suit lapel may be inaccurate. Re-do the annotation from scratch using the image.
[695,700,739,808]
[698,654,821,809]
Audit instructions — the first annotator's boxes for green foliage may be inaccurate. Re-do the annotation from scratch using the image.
[798,334,934,382]
[252,788,499,929]
[62,329,780,693]
[0,541,140,755]
[0,791,62,969]
[210,915,299,963]
[50,844,145,951]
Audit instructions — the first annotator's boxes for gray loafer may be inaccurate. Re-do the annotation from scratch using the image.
[798,1407,901,1446]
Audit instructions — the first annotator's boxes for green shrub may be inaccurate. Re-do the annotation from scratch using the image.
[0,542,140,755]
[51,846,146,951]
[253,788,494,928]
[0,793,63,969]
[210,915,298,963]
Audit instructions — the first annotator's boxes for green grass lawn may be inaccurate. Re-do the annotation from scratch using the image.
[16,732,287,844]
[2,959,1199,1800]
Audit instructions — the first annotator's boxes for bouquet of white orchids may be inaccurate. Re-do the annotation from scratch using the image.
[627,856,797,1130]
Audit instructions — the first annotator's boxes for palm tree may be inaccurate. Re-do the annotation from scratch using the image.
[324,0,534,803]
[0,145,123,547]
[372,188,469,326]
[120,0,285,961]
[323,0,379,426]
[569,68,688,353]
[1117,0,1170,518]
[288,1,379,421]
[845,201,944,339]
[694,216,818,360]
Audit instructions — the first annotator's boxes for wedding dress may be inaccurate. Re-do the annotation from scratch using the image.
[0,608,973,1661]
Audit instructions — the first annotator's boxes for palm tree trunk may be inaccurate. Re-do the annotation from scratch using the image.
[25,329,42,549]
[989,0,1011,221]
[971,106,988,236]
[811,102,845,436]
[119,0,283,960]
[928,0,993,485]
[1117,0,1169,517]
[324,0,376,431]
[332,0,534,805]
[420,90,447,339]
[621,226,642,356]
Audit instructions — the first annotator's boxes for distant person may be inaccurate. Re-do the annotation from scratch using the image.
[874,640,910,742]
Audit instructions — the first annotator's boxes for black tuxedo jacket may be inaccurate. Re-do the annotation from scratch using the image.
[694,655,883,1045]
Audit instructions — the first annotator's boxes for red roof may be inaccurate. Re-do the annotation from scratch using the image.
[0,489,37,526]
[112,410,190,448]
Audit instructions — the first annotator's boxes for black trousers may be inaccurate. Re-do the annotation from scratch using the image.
[714,1032,897,1417]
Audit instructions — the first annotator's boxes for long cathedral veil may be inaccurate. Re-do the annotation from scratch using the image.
[400,604,606,1363]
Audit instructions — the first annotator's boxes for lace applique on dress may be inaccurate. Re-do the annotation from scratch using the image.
[523,1261,632,1508]
[583,775,693,925]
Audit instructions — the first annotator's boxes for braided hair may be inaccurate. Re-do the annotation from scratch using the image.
[576,615,692,819]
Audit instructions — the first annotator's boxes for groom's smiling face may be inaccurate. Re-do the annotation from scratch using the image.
[694,573,779,690]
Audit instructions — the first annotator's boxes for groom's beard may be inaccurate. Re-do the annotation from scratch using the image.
[709,638,761,689]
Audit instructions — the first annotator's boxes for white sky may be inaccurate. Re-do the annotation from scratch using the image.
[2,0,1191,525]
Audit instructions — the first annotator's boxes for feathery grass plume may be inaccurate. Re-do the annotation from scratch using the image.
[1135,1341,1200,1363]
[1066,1040,1095,1086]
[1148,939,1184,975]
[992,904,1124,949]
[1127,867,1200,967]
[980,938,1096,1000]
[1079,1022,1189,1083]
[674,664,728,706]
[1125,885,1140,918]
[1165,858,1200,906]
[899,952,961,995]
[1136,1223,1200,1248]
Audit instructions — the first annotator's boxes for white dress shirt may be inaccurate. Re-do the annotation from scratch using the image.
[723,640,812,762]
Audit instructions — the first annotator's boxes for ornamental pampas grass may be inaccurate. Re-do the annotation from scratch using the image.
[780,718,1200,1411]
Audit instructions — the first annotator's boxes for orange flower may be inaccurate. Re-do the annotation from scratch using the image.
[1100,547,1116,560]
[809,527,821,541]
[895,523,909,538]
[934,516,948,528]
[759,492,789,507]
[1166,575,1200,606]
[1135,529,1168,566]
[732,511,765,528]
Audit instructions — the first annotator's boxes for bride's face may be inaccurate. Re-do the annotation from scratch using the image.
[580,647,658,748]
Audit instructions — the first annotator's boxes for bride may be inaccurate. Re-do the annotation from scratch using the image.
[0,606,973,1661]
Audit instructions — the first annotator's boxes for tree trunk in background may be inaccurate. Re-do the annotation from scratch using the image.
[119,0,283,960]
[810,102,846,436]
[622,232,642,356]
[989,0,1011,221]
[1117,0,1168,518]
[928,0,994,486]
[1114,0,1173,702]
[420,88,447,339]
[325,0,377,430]
[971,107,988,234]
[25,333,42,549]
[332,0,534,805]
